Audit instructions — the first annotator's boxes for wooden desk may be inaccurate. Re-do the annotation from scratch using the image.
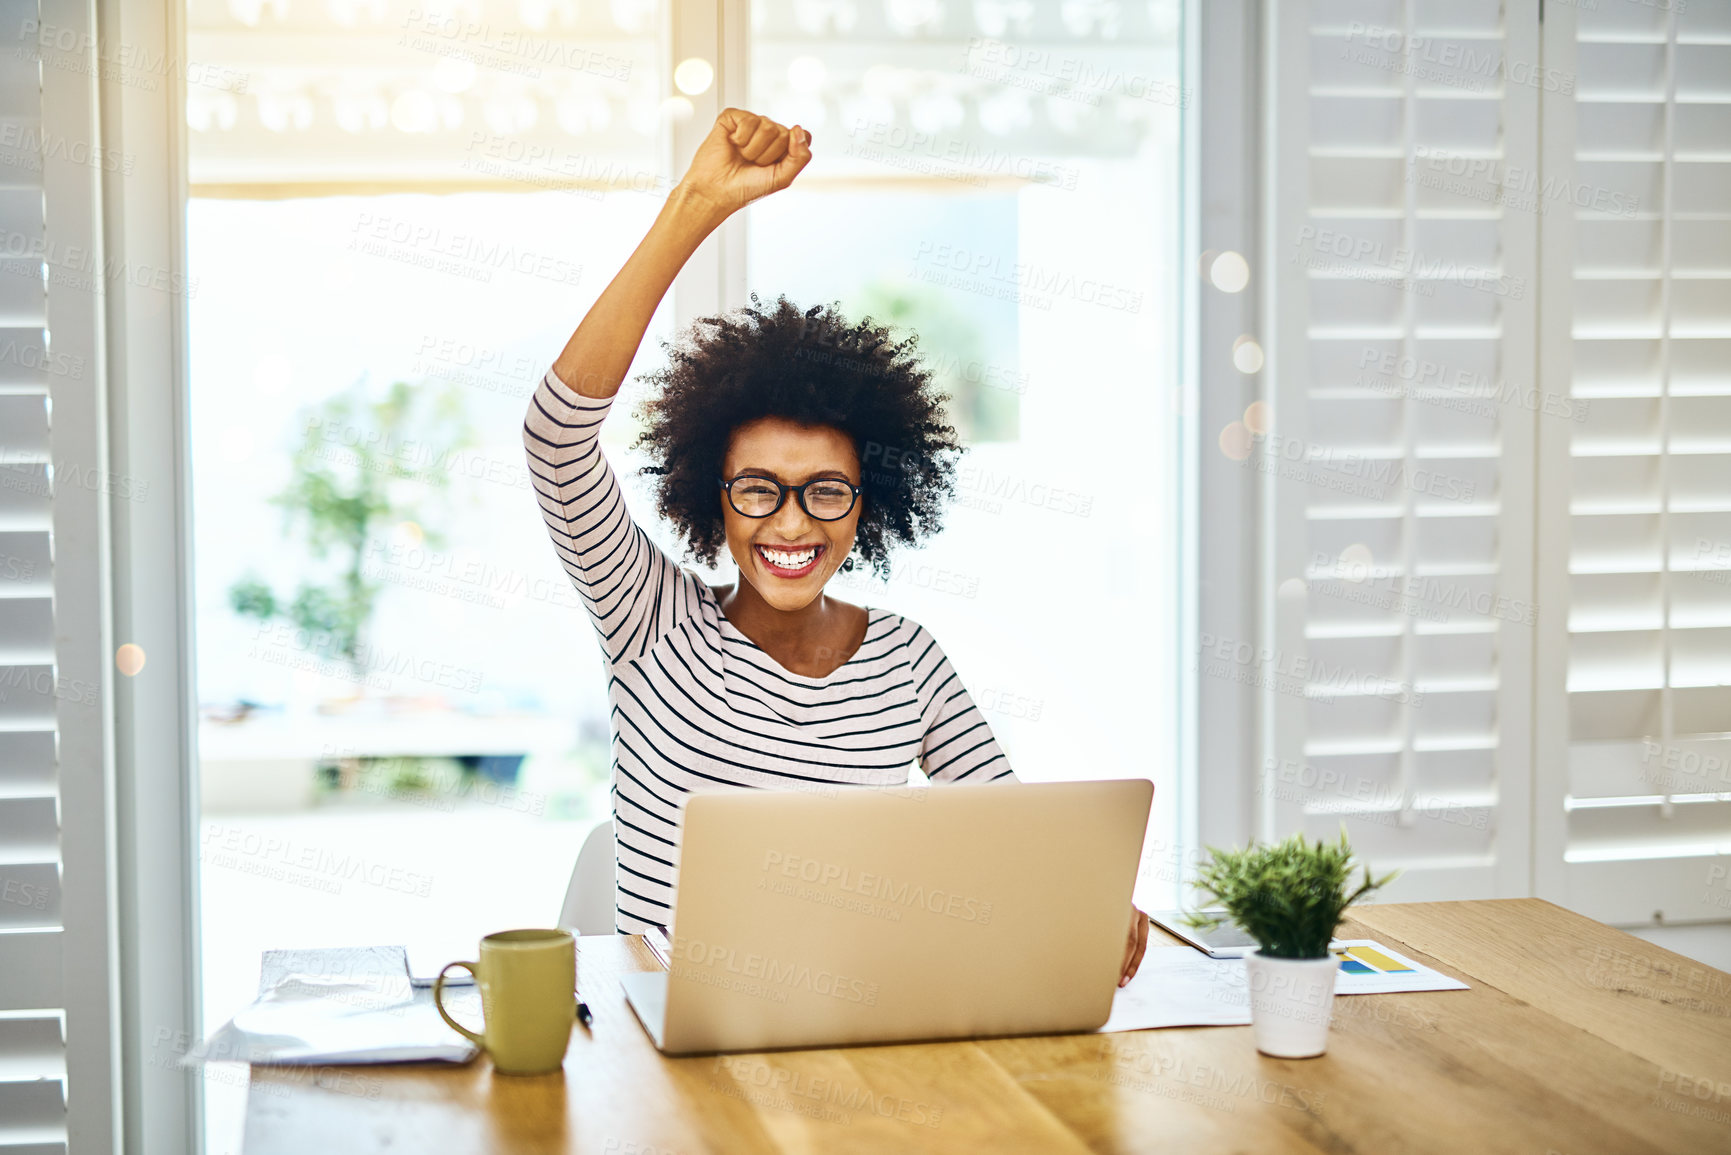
[242,899,1731,1154]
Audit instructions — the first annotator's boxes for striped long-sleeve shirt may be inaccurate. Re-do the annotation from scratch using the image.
[523,364,1017,934]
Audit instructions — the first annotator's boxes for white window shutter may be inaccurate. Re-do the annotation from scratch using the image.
[1535,0,1731,923]
[1262,0,1537,898]
[1,0,119,1150]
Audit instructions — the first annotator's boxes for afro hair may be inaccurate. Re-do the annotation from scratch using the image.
[630,292,964,580]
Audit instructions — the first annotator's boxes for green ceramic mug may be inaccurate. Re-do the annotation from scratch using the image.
[433,928,576,1075]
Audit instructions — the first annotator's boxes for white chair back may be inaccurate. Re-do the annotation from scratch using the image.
[558,817,616,936]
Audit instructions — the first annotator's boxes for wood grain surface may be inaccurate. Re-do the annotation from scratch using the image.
[241,899,1731,1154]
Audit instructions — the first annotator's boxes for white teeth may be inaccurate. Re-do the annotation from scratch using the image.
[759,545,818,569]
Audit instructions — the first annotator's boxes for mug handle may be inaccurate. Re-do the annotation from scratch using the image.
[433,961,484,1048]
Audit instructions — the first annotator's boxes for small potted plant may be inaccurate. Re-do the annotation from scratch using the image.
[1183,827,1399,1058]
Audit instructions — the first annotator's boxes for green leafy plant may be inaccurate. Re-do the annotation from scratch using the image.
[1181,826,1401,959]
[229,378,472,677]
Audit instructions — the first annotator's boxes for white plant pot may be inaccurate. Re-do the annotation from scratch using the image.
[1244,950,1338,1058]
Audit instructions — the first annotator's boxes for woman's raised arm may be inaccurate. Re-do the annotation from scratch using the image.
[523,111,811,666]
[550,110,812,400]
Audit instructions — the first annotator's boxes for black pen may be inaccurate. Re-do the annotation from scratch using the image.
[576,999,593,1030]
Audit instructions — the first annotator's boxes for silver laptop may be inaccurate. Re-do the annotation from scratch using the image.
[621,778,1152,1054]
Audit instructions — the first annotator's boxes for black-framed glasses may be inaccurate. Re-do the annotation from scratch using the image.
[719,474,861,521]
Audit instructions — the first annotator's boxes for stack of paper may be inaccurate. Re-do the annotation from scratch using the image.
[184,945,481,1066]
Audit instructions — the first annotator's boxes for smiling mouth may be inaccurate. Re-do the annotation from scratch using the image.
[755,543,825,578]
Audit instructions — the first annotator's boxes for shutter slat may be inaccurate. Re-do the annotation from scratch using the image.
[1578,100,1667,153]
[0,1080,66,1148]
[1576,43,1668,97]
[1673,159,1731,214]
[0,1016,64,1082]
[1673,685,1731,734]
[0,260,45,325]
[1678,5,1731,38]
[0,863,59,929]
[0,597,51,663]
[1569,689,1662,742]
[1414,97,1502,151]
[1313,0,1403,26]
[0,929,63,1010]
[1569,798,1731,859]
[1415,0,1501,29]
[0,664,57,727]
[0,395,47,463]
[1675,44,1731,97]
[0,325,54,392]
[1581,2,1667,39]
[0,731,53,799]
[1305,805,1496,862]
[1576,217,1665,271]
[0,464,49,531]
[1670,278,1731,332]
[0,531,49,596]
[0,187,42,250]
[1675,103,1731,155]
[0,797,55,864]
[1310,155,1408,210]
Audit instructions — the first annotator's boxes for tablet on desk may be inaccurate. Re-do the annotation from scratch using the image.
[1149,909,1261,957]
[1149,910,1345,959]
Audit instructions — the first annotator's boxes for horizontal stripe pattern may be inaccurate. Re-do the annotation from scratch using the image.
[524,366,1017,934]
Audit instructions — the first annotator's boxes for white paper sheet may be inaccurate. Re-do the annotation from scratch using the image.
[1098,939,1468,1032]
[1099,949,1252,1031]
[185,946,481,1066]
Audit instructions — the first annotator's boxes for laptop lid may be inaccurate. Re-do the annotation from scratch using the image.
[653,778,1152,1054]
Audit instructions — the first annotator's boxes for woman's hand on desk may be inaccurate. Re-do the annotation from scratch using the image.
[1119,904,1150,987]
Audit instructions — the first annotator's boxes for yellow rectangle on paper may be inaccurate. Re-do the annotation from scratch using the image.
[1345,946,1414,973]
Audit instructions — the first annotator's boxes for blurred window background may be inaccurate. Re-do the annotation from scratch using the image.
[185,2,1183,1150]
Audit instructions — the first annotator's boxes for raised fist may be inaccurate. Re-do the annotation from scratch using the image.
[678,108,812,218]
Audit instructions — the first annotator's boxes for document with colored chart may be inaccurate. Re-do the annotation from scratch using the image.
[1329,940,1469,995]
[1099,939,1467,1032]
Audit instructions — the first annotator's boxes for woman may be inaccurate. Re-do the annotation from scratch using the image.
[523,108,1149,985]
